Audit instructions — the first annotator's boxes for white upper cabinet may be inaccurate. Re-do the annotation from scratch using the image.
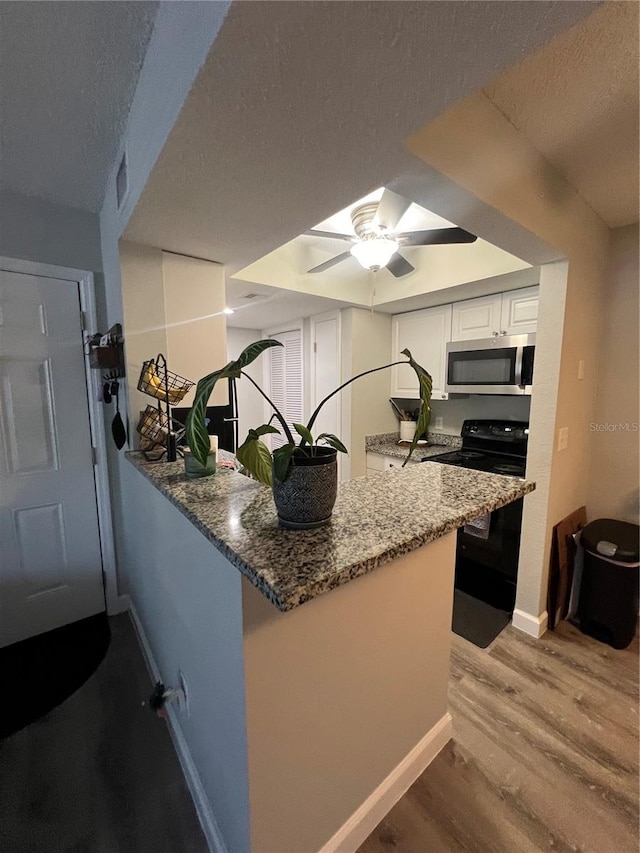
[391,304,452,400]
[500,286,539,335]
[451,286,539,341]
[451,294,502,341]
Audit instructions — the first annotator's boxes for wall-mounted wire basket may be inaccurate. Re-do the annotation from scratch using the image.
[137,357,194,404]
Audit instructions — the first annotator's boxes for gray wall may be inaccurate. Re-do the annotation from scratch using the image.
[95,6,247,851]
[0,189,106,322]
[120,463,250,853]
[0,189,102,271]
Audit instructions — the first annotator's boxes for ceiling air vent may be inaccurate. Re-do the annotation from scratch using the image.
[116,151,128,210]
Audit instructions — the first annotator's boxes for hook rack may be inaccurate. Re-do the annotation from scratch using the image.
[87,323,125,378]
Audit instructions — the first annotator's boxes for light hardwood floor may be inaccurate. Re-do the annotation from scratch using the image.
[2,615,636,852]
[359,621,639,853]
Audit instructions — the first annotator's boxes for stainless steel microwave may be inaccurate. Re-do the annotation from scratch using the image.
[445,334,535,395]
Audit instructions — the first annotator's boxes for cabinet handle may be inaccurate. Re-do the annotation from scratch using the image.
[500,330,507,336]
[492,331,499,337]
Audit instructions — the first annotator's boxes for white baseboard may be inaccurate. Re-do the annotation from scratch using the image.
[107,593,131,616]
[128,603,228,853]
[512,607,549,638]
[318,712,453,853]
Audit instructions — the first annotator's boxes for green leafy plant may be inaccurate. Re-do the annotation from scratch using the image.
[185,339,432,487]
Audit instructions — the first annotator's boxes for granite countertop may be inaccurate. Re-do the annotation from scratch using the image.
[126,451,534,613]
[365,431,462,461]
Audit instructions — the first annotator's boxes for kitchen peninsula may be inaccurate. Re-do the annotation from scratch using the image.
[124,453,534,853]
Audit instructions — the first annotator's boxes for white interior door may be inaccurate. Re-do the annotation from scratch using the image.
[0,269,105,648]
[310,312,341,475]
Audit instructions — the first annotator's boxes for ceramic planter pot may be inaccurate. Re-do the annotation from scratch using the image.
[272,447,338,529]
[183,448,217,479]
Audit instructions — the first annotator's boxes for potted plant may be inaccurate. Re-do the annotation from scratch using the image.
[185,340,432,528]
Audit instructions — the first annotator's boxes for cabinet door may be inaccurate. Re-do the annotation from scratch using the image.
[451,294,502,341]
[366,453,385,472]
[500,286,539,335]
[391,305,452,399]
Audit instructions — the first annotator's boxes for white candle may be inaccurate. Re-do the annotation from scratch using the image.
[209,435,219,452]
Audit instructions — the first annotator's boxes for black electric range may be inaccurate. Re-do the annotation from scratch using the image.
[425,419,530,613]
[424,419,528,478]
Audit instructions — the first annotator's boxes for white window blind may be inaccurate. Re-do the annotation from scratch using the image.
[268,329,303,449]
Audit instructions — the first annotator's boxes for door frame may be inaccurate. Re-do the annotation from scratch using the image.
[0,256,123,615]
[309,310,344,479]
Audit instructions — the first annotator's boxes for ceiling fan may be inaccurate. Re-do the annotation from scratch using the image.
[305,189,477,278]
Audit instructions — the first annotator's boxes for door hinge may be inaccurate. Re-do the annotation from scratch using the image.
[91,446,98,466]
[80,309,89,332]
[313,342,317,353]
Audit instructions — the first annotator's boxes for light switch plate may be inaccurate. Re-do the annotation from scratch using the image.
[557,427,569,451]
[578,360,585,380]
[435,416,444,430]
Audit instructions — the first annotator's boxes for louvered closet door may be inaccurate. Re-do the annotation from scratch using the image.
[268,329,303,448]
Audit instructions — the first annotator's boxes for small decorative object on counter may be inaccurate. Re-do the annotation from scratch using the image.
[399,420,416,442]
[136,354,194,462]
[185,340,432,530]
[183,434,218,479]
[183,448,217,479]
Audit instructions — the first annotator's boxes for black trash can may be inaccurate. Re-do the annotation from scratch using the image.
[577,519,640,649]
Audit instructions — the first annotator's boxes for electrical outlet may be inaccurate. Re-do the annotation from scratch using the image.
[435,417,444,430]
[557,427,569,451]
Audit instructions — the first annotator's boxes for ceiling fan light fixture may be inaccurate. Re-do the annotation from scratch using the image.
[350,236,399,270]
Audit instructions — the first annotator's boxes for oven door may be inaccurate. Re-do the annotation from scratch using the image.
[455,498,524,611]
[445,335,535,395]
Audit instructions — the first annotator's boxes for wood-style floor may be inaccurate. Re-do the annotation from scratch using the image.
[0,614,208,853]
[1,615,636,852]
[359,621,639,853]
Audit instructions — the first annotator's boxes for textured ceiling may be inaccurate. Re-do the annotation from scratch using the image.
[484,1,639,228]
[225,280,352,330]
[0,1,158,212]
[124,1,596,275]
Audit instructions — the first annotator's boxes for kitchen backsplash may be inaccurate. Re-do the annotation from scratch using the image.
[430,395,531,434]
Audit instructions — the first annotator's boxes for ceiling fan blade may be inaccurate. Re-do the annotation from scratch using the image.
[305,229,354,242]
[374,189,411,232]
[399,227,478,246]
[307,251,352,274]
[386,252,415,278]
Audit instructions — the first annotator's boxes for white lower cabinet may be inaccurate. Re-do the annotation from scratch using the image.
[366,453,410,474]
[391,304,452,400]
